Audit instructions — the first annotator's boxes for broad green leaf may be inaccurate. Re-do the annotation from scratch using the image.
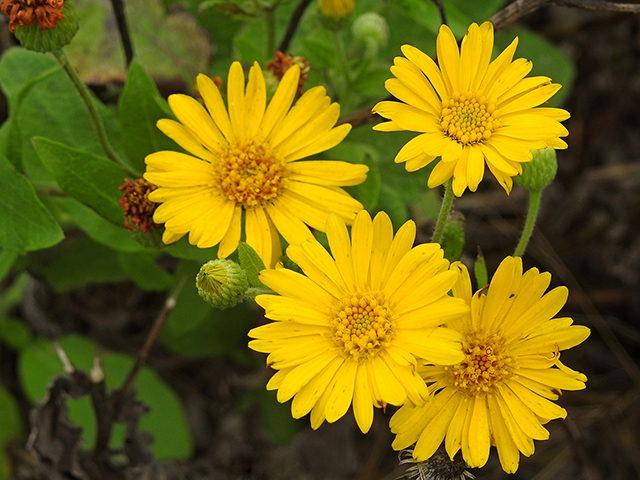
[0,156,64,253]
[233,36,270,66]
[117,251,174,291]
[119,61,179,173]
[32,138,128,225]
[0,47,58,101]
[357,155,381,211]
[301,38,337,69]
[0,249,19,281]
[237,242,267,289]
[0,317,32,351]
[19,335,193,459]
[28,236,129,292]
[0,381,22,479]
[50,197,146,253]
[377,184,408,229]
[65,0,213,86]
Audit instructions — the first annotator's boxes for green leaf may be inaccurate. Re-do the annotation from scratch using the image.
[301,37,336,69]
[29,236,129,292]
[474,249,488,289]
[117,251,174,291]
[19,335,193,459]
[233,36,269,65]
[256,389,301,444]
[357,155,381,211]
[0,47,58,101]
[0,156,64,253]
[0,249,19,281]
[32,138,128,225]
[119,61,179,173]
[0,317,32,351]
[377,184,408,229]
[237,242,267,289]
[50,197,146,253]
[0,381,22,479]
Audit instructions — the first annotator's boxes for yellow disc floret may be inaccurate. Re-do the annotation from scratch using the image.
[331,293,395,360]
[215,139,288,207]
[446,330,514,395]
[440,92,500,145]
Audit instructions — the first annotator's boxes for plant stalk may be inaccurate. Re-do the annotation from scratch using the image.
[513,189,542,257]
[431,178,455,245]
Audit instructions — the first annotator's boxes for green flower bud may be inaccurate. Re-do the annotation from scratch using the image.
[14,2,79,53]
[352,12,389,53]
[516,148,558,192]
[441,214,465,263]
[196,259,249,309]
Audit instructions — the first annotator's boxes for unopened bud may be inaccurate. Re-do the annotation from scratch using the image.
[352,12,389,53]
[196,259,249,309]
[516,148,558,192]
[318,0,353,30]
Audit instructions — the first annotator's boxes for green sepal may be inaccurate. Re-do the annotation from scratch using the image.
[14,3,79,53]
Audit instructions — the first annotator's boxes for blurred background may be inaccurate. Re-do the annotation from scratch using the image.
[0,0,639,479]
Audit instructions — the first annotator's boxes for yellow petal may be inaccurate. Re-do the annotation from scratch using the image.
[245,206,277,268]
[369,212,394,290]
[261,64,300,139]
[326,213,356,291]
[258,269,336,309]
[195,74,235,144]
[245,62,267,137]
[466,395,491,467]
[352,365,374,433]
[217,205,242,258]
[466,145,485,192]
[401,44,448,100]
[156,119,218,162]
[278,351,337,402]
[288,160,369,186]
[324,359,358,422]
[291,356,344,418]
[227,61,246,135]
[188,198,235,248]
[436,24,460,93]
[265,201,314,247]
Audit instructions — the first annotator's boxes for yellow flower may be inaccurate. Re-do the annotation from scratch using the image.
[372,22,570,196]
[248,210,469,433]
[390,256,590,473]
[319,0,354,19]
[144,62,368,267]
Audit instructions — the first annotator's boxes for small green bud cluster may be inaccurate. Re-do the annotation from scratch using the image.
[352,12,389,54]
[196,259,249,309]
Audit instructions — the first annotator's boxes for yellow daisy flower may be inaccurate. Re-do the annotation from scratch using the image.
[372,22,570,196]
[144,62,368,267]
[390,256,590,473]
[248,210,470,433]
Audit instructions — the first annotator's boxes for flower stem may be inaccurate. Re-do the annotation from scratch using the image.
[265,7,277,56]
[332,30,351,101]
[514,189,542,257]
[51,48,137,177]
[431,178,455,245]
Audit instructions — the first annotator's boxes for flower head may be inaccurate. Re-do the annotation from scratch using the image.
[390,256,590,473]
[318,0,353,20]
[119,178,160,233]
[1,0,63,32]
[266,52,311,94]
[248,210,469,433]
[373,22,570,196]
[144,62,367,267]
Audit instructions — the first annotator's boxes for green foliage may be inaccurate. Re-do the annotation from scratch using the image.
[33,138,128,225]
[0,381,22,479]
[238,242,268,289]
[118,61,179,173]
[0,155,64,253]
[19,335,193,459]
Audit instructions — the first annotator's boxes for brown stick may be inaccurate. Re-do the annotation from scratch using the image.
[111,276,187,415]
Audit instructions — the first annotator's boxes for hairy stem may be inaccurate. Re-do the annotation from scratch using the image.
[514,189,542,257]
[431,178,455,245]
[52,49,138,176]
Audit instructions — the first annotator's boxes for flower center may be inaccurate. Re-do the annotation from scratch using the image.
[215,139,287,207]
[440,92,500,145]
[330,293,395,360]
[445,331,513,395]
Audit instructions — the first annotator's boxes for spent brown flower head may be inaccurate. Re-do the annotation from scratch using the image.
[1,0,64,33]
[119,178,160,234]
[266,51,311,94]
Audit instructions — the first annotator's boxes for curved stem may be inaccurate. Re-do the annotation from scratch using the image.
[265,8,277,57]
[110,0,134,67]
[513,189,542,257]
[278,0,314,53]
[430,178,454,245]
[52,48,138,176]
[332,30,351,103]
